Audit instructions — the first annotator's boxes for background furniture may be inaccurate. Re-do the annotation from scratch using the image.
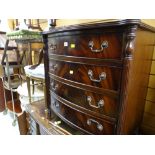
[6,29,44,103]
[42,19,155,134]
[25,99,83,135]
[0,77,7,112]
[6,29,43,65]
[0,29,43,126]
[24,63,45,104]
[1,39,25,126]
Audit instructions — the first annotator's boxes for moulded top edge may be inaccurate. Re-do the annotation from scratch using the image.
[42,19,155,35]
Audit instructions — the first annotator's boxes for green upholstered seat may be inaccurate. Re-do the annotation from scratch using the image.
[6,30,42,41]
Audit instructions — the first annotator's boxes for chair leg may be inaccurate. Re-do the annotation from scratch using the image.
[10,88,17,126]
[26,76,31,104]
[32,79,35,94]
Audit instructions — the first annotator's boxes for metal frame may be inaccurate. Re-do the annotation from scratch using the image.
[1,40,25,126]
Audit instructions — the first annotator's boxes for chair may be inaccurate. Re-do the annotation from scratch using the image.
[1,39,25,126]
[23,48,49,119]
[24,49,45,104]
[1,28,43,126]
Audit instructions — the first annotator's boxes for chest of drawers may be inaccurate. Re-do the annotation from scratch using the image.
[42,20,155,134]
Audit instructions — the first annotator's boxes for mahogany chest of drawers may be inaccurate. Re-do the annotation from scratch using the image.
[42,20,155,134]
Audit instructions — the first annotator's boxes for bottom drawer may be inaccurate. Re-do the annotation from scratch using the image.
[50,96,116,135]
[29,117,37,129]
[29,126,38,135]
[28,116,40,135]
[39,126,49,135]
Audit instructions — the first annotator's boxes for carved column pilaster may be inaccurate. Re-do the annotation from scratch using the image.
[125,25,137,58]
[117,25,138,134]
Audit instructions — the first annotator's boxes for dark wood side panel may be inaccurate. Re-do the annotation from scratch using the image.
[43,34,51,118]
[118,26,155,134]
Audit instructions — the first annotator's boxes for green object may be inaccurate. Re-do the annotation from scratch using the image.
[6,29,42,41]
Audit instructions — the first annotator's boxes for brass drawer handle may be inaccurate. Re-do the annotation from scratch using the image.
[51,82,59,91]
[88,41,108,53]
[87,96,104,109]
[50,64,58,72]
[49,44,57,50]
[88,70,106,82]
[87,119,103,131]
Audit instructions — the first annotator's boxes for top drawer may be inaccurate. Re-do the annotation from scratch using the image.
[48,31,124,60]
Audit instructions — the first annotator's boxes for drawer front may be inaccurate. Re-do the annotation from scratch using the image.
[50,79,119,118]
[48,31,123,60]
[50,97,115,135]
[28,117,40,135]
[49,60,122,91]
[29,126,38,135]
[39,126,49,135]
[29,116,38,129]
[29,124,40,135]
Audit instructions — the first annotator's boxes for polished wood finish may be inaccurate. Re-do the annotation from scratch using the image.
[50,95,115,135]
[42,20,155,134]
[48,30,124,60]
[49,73,119,98]
[50,80,119,119]
[49,60,122,91]
[117,26,155,134]
[141,48,155,134]
[25,100,84,135]
[43,34,51,118]
[17,111,28,135]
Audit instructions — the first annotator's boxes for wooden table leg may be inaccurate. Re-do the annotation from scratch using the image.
[26,76,31,104]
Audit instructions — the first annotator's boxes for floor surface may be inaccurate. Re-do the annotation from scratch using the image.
[0,110,20,135]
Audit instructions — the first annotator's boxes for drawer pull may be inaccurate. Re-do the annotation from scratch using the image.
[29,120,32,124]
[49,44,57,50]
[87,96,104,109]
[87,119,103,131]
[51,82,59,91]
[88,41,108,53]
[51,64,58,72]
[53,101,59,108]
[88,70,106,82]
[28,127,32,134]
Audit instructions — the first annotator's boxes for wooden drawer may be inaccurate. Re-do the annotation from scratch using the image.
[50,79,119,118]
[29,126,38,135]
[39,126,49,135]
[49,60,122,91]
[50,97,115,135]
[28,116,40,135]
[48,31,123,60]
[29,116,38,129]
